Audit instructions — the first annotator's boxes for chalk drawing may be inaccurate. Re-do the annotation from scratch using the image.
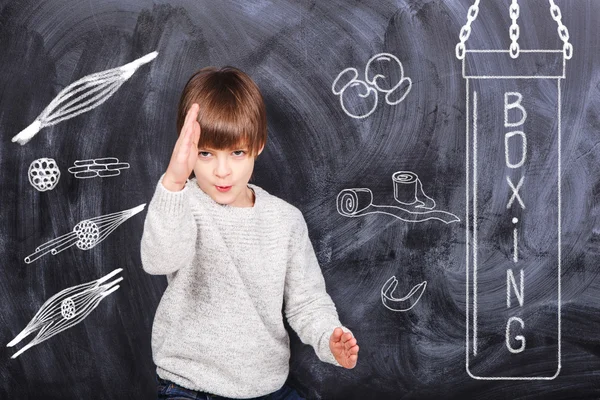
[457,0,570,380]
[364,53,412,106]
[28,158,60,191]
[332,53,411,119]
[337,171,459,224]
[24,204,146,263]
[381,277,427,312]
[68,158,130,179]
[7,269,123,359]
[332,68,378,119]
[12,51,158,145]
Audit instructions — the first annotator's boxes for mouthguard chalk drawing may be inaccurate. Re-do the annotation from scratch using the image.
[28,158,60,191]
[68,157,130,179]
[381,277,427,312]
[337,171,459,224]
[24,204,146,263]
[12,51,158,145]
[7,269,123,359]
[458,0,571,380]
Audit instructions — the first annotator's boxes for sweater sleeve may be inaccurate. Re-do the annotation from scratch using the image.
[283,211,351,367]
[140,175,198,275]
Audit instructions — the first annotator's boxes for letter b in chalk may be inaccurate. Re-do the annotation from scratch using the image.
[504,92,527,127]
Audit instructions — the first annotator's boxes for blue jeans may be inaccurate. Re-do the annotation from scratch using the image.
[156,375,305,400]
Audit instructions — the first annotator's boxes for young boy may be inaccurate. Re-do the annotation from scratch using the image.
[140,66,359,400]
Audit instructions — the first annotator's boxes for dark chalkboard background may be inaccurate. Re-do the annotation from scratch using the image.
[1,0,599,398]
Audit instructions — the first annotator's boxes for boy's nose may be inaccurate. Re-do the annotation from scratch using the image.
[214,161,232,179]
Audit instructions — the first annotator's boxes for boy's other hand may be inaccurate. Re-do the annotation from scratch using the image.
[329,327,359,369]
[163,103,201,191]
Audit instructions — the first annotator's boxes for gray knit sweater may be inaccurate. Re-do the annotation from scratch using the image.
[140,176,348,398]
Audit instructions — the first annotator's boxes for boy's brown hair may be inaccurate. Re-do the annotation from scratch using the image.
[177,66,267,157]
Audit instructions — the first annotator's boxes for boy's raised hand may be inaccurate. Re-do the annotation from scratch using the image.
[329,327,359,369]
[163,103,201,192]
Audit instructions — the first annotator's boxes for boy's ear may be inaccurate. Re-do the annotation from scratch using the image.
[257,144,265,156]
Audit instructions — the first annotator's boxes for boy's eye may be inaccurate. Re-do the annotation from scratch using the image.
[232,150,247,157]
[198,151,212,157]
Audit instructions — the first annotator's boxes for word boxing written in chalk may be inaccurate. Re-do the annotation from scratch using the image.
[68,158,130,179]
[504,91,527,353]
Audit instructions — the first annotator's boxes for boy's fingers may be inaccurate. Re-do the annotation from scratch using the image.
[177,139,190,162]
[341,332,353,343]
[192,121,200,148]
[179,104,197,143]
[332,328,344,340]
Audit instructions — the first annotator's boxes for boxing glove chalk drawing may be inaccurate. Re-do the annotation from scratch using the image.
[332,53,412,119]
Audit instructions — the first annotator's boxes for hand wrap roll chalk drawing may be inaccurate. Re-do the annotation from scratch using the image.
[392,171,436,210]
[337,171,459,224]
[458,0,571,380]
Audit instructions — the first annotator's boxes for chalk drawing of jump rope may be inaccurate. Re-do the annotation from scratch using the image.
[7,268,123,358]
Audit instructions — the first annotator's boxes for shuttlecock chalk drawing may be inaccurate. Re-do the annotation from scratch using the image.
[7,269,123,359]
[68,158,130,179]
[24,204,146,263]
[337,171,459,224]
[12,51,158,145]
[381,277,427,312]
[332,53,412,119]
[28,158,60,191]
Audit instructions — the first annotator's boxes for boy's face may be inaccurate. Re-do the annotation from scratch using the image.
[193,145,263,207]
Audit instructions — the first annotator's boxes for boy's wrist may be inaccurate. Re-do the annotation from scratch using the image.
[161,173,186,192]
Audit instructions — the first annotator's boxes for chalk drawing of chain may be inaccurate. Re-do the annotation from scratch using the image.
[6,269,123,358]
[456,0,572,60]
[332,53,412,119]
[12,51,158,145]
[24,204,145,263]
[338,171,459,311]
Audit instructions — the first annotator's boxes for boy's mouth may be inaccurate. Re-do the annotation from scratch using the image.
[215,185,232,193]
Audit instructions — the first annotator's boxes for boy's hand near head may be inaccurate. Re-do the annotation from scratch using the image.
[329,327,359,369]
[163,103,201,192]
